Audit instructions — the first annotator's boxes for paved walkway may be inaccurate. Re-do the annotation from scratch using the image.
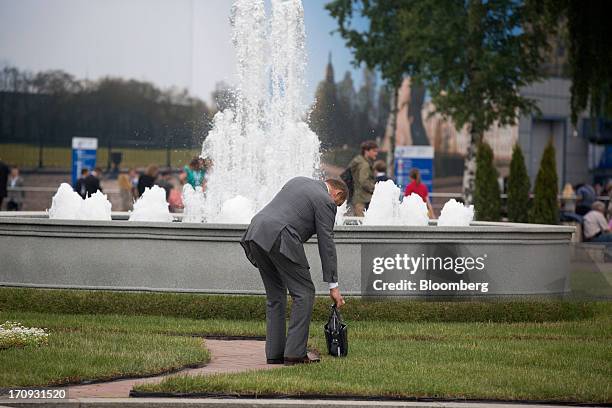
[62,339,279,398]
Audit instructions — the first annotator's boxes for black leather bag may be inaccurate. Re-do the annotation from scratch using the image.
[324,304,348,357]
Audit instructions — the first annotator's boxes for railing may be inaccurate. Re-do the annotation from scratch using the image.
[6,186,121,194]
[10,186,609,201]
[5,186,609,214]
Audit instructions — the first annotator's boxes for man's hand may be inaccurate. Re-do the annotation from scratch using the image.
[330,287,345,308]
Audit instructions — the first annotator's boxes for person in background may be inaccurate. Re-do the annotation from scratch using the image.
[156,170,183,212]
[6,166,25,211]
[583,201,612,243]
[604,180,612,197]
[128,168,139,200]
[349,140,378,216]
[138,164,158,197]
[75,168,89,198]
[561,183,576,213]
[404,167,435,218]
[373,160,391,183]
[155,169,174,201]
[559,182,583,223]
[180,157,207,189]
[576,183,597,216]
[168,184,183,213]
[117,172,133,211]
[84,167,103,197]
[0,160,10,209]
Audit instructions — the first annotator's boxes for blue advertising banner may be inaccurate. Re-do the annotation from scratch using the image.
[71,137,98,187]
[394,145,434,193]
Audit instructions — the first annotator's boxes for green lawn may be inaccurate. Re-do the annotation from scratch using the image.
[1,289,610,403]
[0,312,215,387]
[134,304,612,404]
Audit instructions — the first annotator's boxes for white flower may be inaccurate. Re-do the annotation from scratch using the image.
[0,321,50,349]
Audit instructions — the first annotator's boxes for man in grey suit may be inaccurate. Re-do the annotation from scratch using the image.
[241,177,348,365]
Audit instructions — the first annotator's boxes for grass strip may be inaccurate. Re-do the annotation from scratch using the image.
[0,287,596,322]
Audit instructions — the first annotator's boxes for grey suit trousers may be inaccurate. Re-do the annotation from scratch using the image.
[246,239,315,359]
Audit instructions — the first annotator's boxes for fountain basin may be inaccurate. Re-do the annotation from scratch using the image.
[0,214,574,296]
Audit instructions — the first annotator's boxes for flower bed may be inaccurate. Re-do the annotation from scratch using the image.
[0,321,49,349]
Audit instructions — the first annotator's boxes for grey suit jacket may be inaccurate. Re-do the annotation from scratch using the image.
[240,177,338,283]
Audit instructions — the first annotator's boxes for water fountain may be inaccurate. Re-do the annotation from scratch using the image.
[0,0,574,297]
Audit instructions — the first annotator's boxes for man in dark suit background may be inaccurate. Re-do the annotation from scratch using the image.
[241,177,347,365]
[84,167,103,197]
[74,168,89,198]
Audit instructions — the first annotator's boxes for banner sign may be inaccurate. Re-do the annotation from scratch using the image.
[71,137,98,187]
[394,145,434,193]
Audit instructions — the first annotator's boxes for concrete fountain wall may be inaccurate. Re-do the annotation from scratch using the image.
[0,215,574,296]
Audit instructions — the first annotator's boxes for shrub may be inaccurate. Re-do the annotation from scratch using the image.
[529,138,559,224]
[507,144,531,222]
[474,142,501,221]
[0,287,595,323]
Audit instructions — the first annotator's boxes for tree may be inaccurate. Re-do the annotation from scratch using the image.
[375,85,390,141]
[474,142,500,221]
[355,67,377,141]
[327,0,554,204]
[507,144,530,223]
[529,139,559,225]
[0,66,213,158]
[554,1,612,123]
[327,1,406,172]
[309,53,339,147]
[336,71,358,146]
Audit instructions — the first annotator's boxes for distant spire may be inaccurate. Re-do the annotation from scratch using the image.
[325,51,334,83]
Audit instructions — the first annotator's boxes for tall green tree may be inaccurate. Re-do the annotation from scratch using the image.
[309,54,340,147]
[336,71,358,146]
[474,142,501,221]
[327,0,554,204]
[507,144,530,223]
[555,1,612,123]
[376,85,391,143]
[355,67,378,141]
[529,139,559,225]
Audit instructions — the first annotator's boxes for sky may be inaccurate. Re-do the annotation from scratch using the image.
[0,0,368,105]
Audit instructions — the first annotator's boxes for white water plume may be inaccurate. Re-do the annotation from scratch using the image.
[48,183,112,221]
[201,0,320,223]
[363,181,473,226]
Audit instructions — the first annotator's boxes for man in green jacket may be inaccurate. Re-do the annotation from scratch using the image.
[349,140,378,216]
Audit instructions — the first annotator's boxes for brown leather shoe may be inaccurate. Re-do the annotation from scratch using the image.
[284,350,321,365]
[266,358,284,365]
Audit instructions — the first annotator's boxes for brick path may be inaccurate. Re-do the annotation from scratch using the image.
[62,339,280,398]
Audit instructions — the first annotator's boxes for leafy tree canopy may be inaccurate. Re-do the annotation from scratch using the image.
[328,0,555,134]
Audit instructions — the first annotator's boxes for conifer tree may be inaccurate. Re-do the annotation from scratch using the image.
[507,144,530,223]
[310,53,339,147]
[474,142,501,221]
[529,139,559,224]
